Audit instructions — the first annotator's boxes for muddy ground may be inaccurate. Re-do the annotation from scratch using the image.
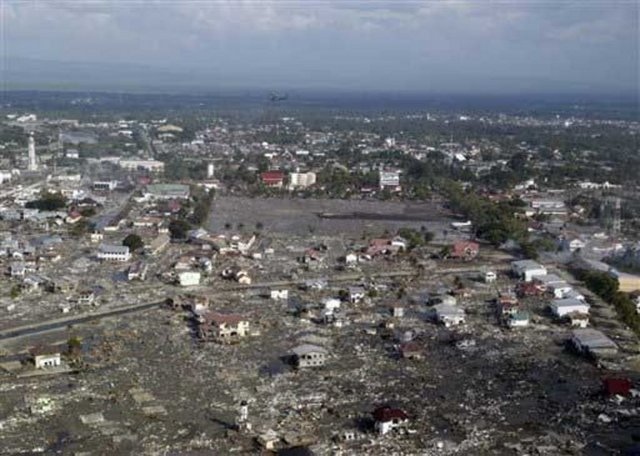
[209,196,460,240]
[1,251,639,455]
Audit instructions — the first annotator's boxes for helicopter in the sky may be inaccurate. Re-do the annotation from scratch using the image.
[268,92,288,102]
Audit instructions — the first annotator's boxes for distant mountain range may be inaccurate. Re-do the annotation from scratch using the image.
[1,57,223,93]
[3,56,636,100]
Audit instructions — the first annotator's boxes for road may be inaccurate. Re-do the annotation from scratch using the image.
[0,301,162,341]
[0,266,498,341]
[225,266,495,290]
[0,180,43,202]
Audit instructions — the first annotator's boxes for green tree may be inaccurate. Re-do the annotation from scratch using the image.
[123,234,144,252]
[25,191,67,211]
[67,336,83,359]
[397,227,425,250]
[10,285,20,299]
[169,219,191,240]
[69,219,92,237]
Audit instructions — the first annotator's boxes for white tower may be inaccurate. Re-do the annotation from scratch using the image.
[207,163,215,179]
[27,133,37,171]
[237,400,251,431]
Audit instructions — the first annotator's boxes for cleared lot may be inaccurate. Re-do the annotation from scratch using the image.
[209,196,459,239]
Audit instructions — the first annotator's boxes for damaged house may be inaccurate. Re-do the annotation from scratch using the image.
[197,312,250,343]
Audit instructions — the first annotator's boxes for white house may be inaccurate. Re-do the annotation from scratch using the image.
[484,271,497,283]
[567,312,589,328]
[344,253,358,264]
[512,260,547,282]
[506,311,530,328]
[348,286,366,303]
[77,290,96,305]
[323,298,341,312]
[9,262,27,278]
[373,407,409,436]
[288,171,316,190]
[89,231,104,243]
[97,244,131,262]
[432,303,465,327]
[390,236,407,251]
[390,303,405,318]
[536,274,573,298]
[178,271,201,287]
[570,329,617,357]
[198,312,250,342]
[270,289,289,300]
[31,347,61,369]
[562,238,586,252]
[550,298,590,318]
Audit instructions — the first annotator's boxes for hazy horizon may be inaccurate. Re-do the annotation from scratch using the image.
[1,1,638,95]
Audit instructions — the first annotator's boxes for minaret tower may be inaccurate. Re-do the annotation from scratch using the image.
[27,133,37,171]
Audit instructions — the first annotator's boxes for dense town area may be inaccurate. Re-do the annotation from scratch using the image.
[0,92,639,455]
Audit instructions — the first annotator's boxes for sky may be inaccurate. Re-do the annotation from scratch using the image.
[1,0,638,94]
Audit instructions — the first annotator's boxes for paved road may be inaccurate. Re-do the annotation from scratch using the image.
[0,301,162,341]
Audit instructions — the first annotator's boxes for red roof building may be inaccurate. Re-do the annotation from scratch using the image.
[373,406,409,423]
[261,171,285,188]
[516,281,546,297]
[137,175,152,186]
[450,241,480,260]
[603,378,632,396]
[400,342,422,359]
[197,311,250,342]
[373,406,409,435]
[167,199,182,213]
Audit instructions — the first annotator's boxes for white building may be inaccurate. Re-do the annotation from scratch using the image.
[93,180,118,191]
[17,113,37,123]
[484,271,497,283]
[379,170,401,191]
[198,312,250,341]
[432,303,465,327]
[32,348,61,369]
[570,329,617,357]
[562,238,587,252]
[550,298,590,318]
[526,199,567,216]
[344,253,358,264]
[390,303,405,318]
[323,298,341,312]
[512,260,547,282]
[288,171,316,190]
[119,159,165,173]
[178,271,201,287]
[0,170,13,184]
[373,407,409,436]
[270,289,289,300]
[506,311,530,328]
[348,286,366,303]
[535,274,573,298]
[97,244,131,262]
[27,134,38,171]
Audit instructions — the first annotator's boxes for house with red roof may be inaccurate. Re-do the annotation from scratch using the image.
[399,342,422,360]
[365,238,402,257]
[602,378,632,396]
[261,171,285,188]
[372,406,409,435]
[450,241,480,261]
[197,311,250,342]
